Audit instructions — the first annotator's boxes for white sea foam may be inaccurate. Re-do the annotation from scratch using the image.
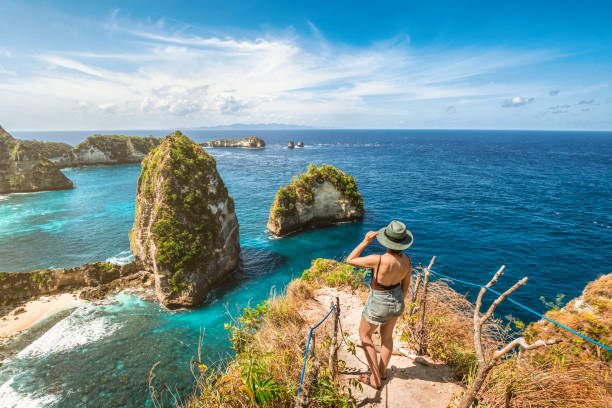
[17,307,122,359]
[105,249,134,265]
[0,377,59,408]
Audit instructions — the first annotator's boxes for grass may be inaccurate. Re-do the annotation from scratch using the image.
[174,259,368,408]
[162,260,611,407]
[400,273,612,407]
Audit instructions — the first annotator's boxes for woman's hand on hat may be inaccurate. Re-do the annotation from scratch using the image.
[364,231,378,244]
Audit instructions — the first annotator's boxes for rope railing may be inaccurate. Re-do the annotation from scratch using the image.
[426,268,612,352]
[296,302,337,403]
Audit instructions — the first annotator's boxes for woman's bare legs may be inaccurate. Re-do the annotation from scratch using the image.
[358,315,381,388]
[378,316,398,380]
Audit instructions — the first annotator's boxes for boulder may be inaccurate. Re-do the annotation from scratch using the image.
[297,141,304,148]
[287,141,295,149]
[267,164,364,236]
[200,137,265,149]
[0,125,73,193]
[130,131,240,308]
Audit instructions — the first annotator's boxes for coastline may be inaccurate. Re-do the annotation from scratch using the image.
[0,293,83,339]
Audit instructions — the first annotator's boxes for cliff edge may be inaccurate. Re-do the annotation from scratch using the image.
[130,131,240,308]
[200,136,265,149]
[0,125,73,193]
[57,134,161,167]
[267,164,364,236]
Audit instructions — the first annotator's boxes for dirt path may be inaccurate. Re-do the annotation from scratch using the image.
[301,287,464,408]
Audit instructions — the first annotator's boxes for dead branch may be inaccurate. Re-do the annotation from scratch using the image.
[458,267,559,408]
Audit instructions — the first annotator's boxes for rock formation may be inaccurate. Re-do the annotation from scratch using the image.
[56,134,161,167]
[0,262,150,307]
[287,141,295,149]
[297,141,304,148]
[200,137,265,149]
[267,164,364,236]
[130,131,240,308]
[0,125,73,193]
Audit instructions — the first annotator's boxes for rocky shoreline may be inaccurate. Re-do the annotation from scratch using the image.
[0,262,152,311]
[0,125,163,194]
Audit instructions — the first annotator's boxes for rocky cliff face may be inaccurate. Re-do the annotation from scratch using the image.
[130,131,240,308]
[57,134,161,167]
[0,125,73,193]
[0,262,150,307]
[267,164,364,236]
[200,137,265,149]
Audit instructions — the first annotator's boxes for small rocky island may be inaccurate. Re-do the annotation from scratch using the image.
[131,131,240,308]
[200,137,265,149]
[56,134,161,167]
[0,125,73,193]
[267,163,364,236]
[287,141,295,148]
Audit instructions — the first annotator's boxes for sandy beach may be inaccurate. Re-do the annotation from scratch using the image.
[0,293,83,339]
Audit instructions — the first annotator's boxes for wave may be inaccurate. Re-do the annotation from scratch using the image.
[0,377,59,408]
[105,250,133,265]
[17,306,122,359]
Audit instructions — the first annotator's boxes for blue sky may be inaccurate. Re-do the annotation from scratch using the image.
[0,0,611,130]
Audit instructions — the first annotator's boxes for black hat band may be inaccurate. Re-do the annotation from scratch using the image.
[384,230,408,243]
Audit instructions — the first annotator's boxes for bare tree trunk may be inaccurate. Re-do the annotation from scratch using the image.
[457,362,492,408]
[457,265,559,408]
[417,257,436,355]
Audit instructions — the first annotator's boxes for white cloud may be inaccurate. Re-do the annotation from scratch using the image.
[502,96,534,107]
[1,13,599,129]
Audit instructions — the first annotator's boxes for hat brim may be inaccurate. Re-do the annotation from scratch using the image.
[376,228,413,251]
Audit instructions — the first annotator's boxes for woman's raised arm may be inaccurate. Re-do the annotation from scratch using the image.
[346,231,379,269]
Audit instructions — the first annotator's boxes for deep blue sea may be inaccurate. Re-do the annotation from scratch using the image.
[1,130,611,407]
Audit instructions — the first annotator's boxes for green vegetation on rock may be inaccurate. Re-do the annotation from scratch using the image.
[137,131,225,291]
[30,270,53,287]
[270,164,364,220]
[75,134,160,161]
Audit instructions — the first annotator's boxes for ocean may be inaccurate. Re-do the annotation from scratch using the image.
[1,129,611,407]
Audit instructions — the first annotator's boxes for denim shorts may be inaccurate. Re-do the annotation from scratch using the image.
[362,285,405,325]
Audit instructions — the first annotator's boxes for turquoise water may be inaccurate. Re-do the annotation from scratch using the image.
[1,130,611,406]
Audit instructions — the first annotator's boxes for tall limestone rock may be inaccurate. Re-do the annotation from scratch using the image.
[267,164,364,236]
[0,125,73,193]
[130,131,240,308]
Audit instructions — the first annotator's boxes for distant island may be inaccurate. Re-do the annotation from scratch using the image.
[200,137,265,149]
[191,123,313,130]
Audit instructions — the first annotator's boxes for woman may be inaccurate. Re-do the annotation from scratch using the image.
[347,220,413,389]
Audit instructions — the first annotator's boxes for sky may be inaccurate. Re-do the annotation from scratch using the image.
[0,0,611,131]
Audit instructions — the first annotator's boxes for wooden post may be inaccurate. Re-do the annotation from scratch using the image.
[417,256,436,355]
[408,271,422,319]
[329,297,340,378]
[295,333,318,408]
